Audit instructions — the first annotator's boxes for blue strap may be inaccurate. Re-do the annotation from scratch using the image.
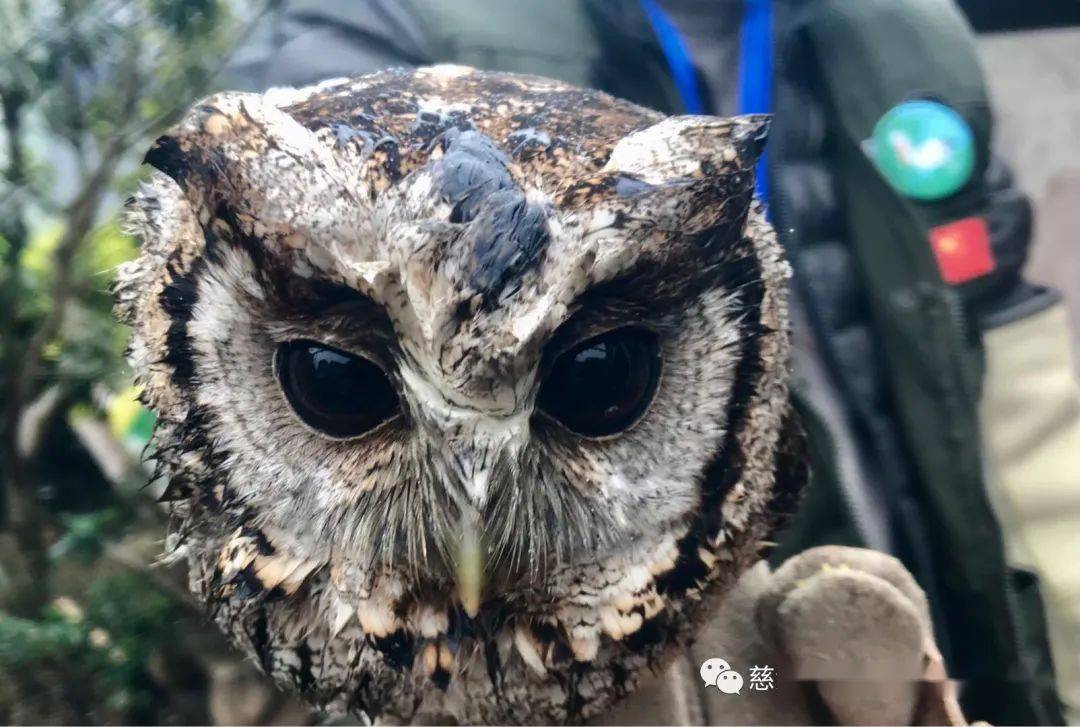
[640,0,773,201]
[638,0,705,114]
[739,0,774,202]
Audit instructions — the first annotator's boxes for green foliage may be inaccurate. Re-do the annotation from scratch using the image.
[11,219,137,392]
[0,573,177,722]
[1,0,234,144]
[49,509,124,563]
[56,304,134,390]
[0,611,87,668]
[149,0,224,37]
[85,572,176,665]
[14,221,63,319]
[1,0,241,412]
[83,220,140,282]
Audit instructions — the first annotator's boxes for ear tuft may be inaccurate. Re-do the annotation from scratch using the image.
[137,90,370,262]
[730,114,772,167]
[144,134,189,185]
[603,114,772,185]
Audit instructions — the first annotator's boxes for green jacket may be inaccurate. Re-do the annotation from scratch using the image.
[767,2,1062,723]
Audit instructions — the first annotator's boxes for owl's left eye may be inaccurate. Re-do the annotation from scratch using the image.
[274,341,399,439]
[537,327,662,438]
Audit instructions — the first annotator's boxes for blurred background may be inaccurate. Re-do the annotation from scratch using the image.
[981,26,1080,346]
[0,2,313,722]
[0,1,1077,724]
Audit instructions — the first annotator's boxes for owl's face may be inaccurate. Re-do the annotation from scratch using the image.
[116,67,801,723]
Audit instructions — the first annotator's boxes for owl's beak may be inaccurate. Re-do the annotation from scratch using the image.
[450,424,529,616]
[455,510,484,618]
[400,366,531,614]
[446,417,528,618]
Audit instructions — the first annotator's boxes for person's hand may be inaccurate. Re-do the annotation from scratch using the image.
[750,546,965,725]
[598,545,967,725]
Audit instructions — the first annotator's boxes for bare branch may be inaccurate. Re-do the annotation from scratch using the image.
[69,414,136,485]
[15,383,63,459]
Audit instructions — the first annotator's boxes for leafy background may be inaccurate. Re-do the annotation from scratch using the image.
[0,1,311,722]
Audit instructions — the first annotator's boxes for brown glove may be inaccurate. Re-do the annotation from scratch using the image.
[597,546,966,726]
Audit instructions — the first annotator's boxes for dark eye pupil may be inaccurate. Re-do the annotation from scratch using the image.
[275,341,399,438]
[538,328,661,437]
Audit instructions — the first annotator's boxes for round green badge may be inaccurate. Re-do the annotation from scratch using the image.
[867,100,975,201]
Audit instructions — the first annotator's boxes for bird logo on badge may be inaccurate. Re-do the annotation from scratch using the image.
[865,99,975,201]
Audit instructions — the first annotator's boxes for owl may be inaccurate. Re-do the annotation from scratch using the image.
[114,66,804,724]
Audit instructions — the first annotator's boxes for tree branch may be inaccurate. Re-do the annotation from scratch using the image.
[6,137,125,422]
[0,88,29,268]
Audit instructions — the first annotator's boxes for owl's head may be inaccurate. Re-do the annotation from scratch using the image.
[116,67,802,723]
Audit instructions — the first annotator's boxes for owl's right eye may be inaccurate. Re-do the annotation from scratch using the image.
[274,341,399,439]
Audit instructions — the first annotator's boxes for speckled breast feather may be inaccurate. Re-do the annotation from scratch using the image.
[113,66,805,724]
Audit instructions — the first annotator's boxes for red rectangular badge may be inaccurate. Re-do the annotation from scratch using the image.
[928,216,995,284]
